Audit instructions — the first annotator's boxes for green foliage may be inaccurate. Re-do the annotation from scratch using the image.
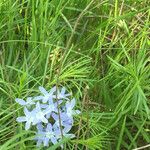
[0,0,150,149]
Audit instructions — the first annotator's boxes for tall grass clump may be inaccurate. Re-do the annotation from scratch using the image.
[0,0,150,150]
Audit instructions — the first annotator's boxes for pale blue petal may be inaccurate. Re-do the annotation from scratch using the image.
[32,119,38,125]
[64,133,75,138]
[60,113,68,120]
[43,107,52,115]
[24,107,30,116]
[37,139,42,147]
[36,102,41,111]
[44,137,49,147]
[46,113,51,119]
[61,87,66,95]
[49,86,56,94]
[26,97,32,102]
[41,117,48,124]
[63,124,72,132]
[52,113,58,120]
[48,98,52,104]
[66,101,70,108]
[42,97,48,103]
[74,110,81,115]
[27,97,35,104]
[34,96,43,101]
[37,123,43,131]
[15,98,26,105]
[51,137,58,145]
[25,121,31,130]
[58,100,63,104]
[46,123,52,132]
[16,117,26,122]
[54,127,61,135]
[39,86,49,95]
[40,104,48,108]
[70,98,76,108]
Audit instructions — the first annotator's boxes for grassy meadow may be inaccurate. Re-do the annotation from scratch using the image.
[0,0,150,149]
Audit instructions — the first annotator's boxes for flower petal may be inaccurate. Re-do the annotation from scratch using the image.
[16,117,26,122]
[40,104,48,109]
[36,139,42,147]
[44,137,49,147]
[37,123,43,131]
[46,113,51,119]
[70,98,76,108]
[24,107,30,116]
[34,96,44,101]
[39,86,49,95]
[25,121,31,130]
[46,123,52,132]
[63,124,72,132]
[74,110,81,115]
[64,133,75,138]
[52,113,58,120]
[51,137,58,145]
[49,86,56,94]
[61,87,66,95]
[15,98,26,105]
[36,102,41,111]
[41,117,48,124]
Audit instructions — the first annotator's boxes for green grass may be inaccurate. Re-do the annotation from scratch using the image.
[0,0,150,149]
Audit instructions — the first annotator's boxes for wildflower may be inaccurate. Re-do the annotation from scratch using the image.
[36,123,58,147]
[54,126,75,140]
[45,100,63,119]
[54,86,71,100]
[52,112,73,133]
[16,86,80,148]
[16,102,48,130]
[16,107,37,130]
[35,123,45,147]
[33,102,49,124]
[15,97,35,107]
[65,98,80,118]
[34,86,56,103]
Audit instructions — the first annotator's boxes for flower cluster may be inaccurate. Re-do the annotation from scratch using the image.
[16,86,80,147]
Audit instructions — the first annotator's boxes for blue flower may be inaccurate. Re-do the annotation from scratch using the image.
[33,102,49,124]
[15,97,35,107]
[34,86,56,103]
[16,107,37,130]
[16,102,48,130]
[44,100,63,119]
[35,123,45,147]
[65,98,81,117]
[16,86,80,148]
[36,123,58,147]
[54,126,75,140]
[52,112,74,133]
[54,86,71,100]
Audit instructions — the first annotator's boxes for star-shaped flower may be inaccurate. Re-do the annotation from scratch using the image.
[33,102,49,124]
[54,126,75,140]
[15,97,35,107]
[52,112,74,133]
[16,102,48,130]
[16,86,80,148]
[16,107,37,130]
[44,100,63,119]
[36,123,58,147]
[34,86,56,103]
[65,98,80,118]
[54,86,71,100]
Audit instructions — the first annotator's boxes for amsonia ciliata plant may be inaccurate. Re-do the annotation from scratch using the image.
[15,86,80,147]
